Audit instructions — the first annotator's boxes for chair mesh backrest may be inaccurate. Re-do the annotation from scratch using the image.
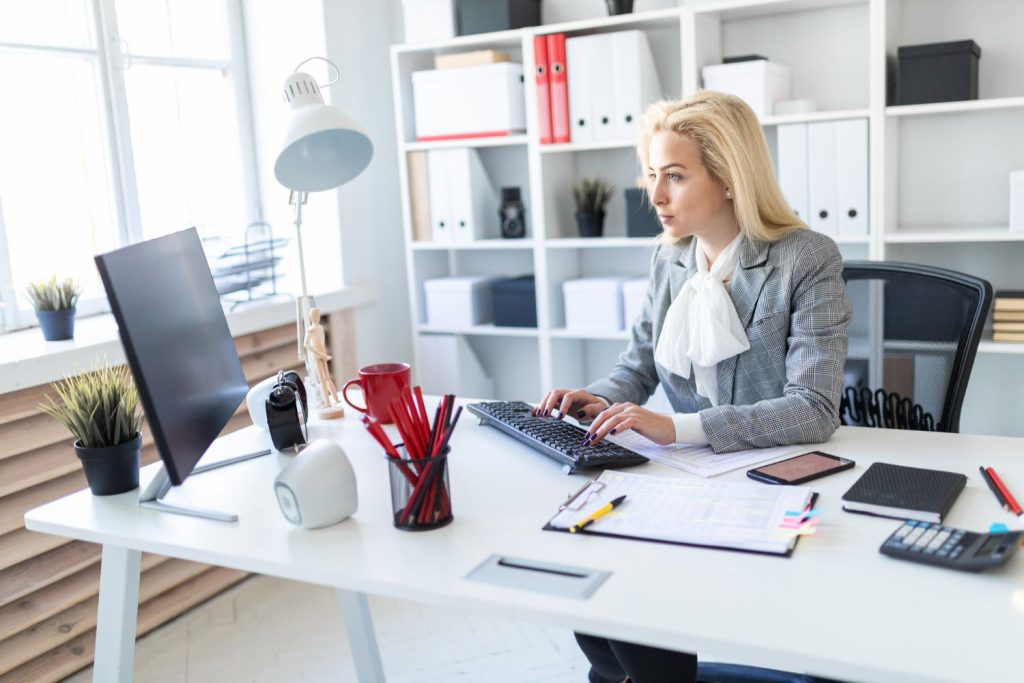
[841,261,992,433]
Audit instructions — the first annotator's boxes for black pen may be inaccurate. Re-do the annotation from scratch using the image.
[979,466,1010,512]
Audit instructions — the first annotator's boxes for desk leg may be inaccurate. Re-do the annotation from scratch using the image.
[93,545,141,683]
[336,589,386,682]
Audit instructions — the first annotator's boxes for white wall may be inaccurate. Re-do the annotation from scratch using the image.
[324,0,414,369]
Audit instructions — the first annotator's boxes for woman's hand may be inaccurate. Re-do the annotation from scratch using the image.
[533,388,607,423]
[583,402,676,446]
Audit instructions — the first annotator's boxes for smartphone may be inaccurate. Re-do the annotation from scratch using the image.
[746,451,855,485]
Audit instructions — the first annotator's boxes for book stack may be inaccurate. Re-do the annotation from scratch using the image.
[993,290,1024,342]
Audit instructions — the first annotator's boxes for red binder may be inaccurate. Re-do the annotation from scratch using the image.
[534,35,553,144]
[547,33,570,144]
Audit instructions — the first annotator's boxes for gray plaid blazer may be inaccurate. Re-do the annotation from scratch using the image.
[586,228,852,453]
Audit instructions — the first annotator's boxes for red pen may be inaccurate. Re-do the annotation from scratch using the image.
[986,467,1023,516]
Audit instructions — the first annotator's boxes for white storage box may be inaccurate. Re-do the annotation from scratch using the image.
[563,278,627,331]
[701,60,791,120]
[1011,170,1024,233]
[622,277,647,329]
[424,276,496,328]
[402,0,456,43]
[412,62,526,141]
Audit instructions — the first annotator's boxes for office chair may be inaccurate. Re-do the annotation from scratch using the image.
[696,262,991,683]
[839,261,991,433]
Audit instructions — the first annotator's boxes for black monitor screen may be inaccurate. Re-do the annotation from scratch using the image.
[95,228,249,486]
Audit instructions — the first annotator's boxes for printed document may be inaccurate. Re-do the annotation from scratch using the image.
[546,470,813,555]
[607,430,801,477]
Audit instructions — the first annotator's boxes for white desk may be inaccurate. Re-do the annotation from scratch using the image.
[25,405,1024,683]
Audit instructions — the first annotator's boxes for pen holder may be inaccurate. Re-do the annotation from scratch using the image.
[385,445,453,531]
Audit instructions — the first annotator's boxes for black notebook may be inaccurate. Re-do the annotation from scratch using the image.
[841,462,967,523]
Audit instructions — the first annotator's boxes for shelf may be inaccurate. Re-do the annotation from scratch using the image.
[540,139,636,154]
[885,97,1024,119]
[760,108,870,127]
[530,7,683,36]
[418,324,538,338]
[885,228,1024,244]
[833,236,871,245]
[978,339,1024,355]
[392,28,525,54]
[546,237,658,249]
[411,240,536,251]
[692,0,866,21]
[550,328,631,341]
[403,135,529,152]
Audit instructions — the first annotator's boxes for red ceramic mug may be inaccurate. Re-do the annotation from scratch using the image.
[342,363,411,424]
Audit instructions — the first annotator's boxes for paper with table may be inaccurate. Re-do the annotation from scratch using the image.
[606,429,802,477]
[545,469,815,556]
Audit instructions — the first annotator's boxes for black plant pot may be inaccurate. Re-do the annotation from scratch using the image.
[75,433,141,496]
[605,0,634,15]
[576,211,606,238]
[36,307,76,341]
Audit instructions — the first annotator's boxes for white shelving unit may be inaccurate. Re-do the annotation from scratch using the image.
[390,0,1024,434]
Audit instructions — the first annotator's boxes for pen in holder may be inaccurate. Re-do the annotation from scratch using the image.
[362,389,462,531]
[386,444,452,531]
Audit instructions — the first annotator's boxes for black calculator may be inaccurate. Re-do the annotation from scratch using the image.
[880,521,1023,572]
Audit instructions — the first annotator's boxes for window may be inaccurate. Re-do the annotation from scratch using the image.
[0,0,259,330]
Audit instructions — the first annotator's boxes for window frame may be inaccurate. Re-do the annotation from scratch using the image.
[0,0,262,332]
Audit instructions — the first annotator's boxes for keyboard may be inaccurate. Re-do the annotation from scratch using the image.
[466,401,648,473]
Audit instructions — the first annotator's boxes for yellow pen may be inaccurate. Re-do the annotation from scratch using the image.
[569,495,627,533]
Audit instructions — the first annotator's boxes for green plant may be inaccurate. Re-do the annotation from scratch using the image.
[572,177,615,214]
[40,362,143,449]
[24,275,81,311]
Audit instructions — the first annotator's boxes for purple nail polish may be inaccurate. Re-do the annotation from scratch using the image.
[610,428,617,435]
[576,410,586,418]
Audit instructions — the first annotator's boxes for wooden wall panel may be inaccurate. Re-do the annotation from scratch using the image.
[0,319,325,682]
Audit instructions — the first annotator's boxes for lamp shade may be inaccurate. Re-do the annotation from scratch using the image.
[274,71,373,192]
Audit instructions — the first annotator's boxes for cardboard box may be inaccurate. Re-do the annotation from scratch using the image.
[424,276,496,328]
[412,62,526,141]
[701,59,790,120]
[402,0,456,43]
[562,278,627,331]
[1011,171,1024,233]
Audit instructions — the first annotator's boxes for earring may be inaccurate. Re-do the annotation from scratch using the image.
[725,190,732,199]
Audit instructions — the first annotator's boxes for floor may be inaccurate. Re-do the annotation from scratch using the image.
[65,575,591,682]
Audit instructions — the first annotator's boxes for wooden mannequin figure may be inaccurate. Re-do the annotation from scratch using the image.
[303,307,344,419]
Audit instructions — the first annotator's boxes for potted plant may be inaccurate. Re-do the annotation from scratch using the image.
[41,362,144,496]
[573,177,615,238]
[25,275,81,341]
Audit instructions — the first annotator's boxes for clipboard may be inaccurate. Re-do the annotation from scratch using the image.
[543,471,819,558]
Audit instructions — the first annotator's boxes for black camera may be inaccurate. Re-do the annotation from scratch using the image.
[499,187,526,239]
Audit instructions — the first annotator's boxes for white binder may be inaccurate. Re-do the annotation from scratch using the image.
[589,33,617,142]
[446,148,498,243]
[612,31,662,141]
[776,123,809,224]
[566,35,594,143]
[836,119,869,239]
[807,121,838,238]
[427,150,452,243]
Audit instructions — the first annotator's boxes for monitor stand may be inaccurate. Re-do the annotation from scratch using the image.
[139,448,272,522]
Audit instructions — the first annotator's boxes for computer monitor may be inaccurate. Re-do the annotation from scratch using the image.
[96,228,267,520]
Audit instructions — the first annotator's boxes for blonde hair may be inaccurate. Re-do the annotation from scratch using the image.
[637,90,806,246]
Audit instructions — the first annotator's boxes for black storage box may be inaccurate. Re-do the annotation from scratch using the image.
[625,189,662,238]
[456,0,540,36]
[897,40,981,105]
[490,275,537,327]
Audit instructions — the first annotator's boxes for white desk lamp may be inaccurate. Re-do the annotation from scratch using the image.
[274,56,373,403]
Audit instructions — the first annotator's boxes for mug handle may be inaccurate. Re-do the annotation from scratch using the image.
[342,378,369,414]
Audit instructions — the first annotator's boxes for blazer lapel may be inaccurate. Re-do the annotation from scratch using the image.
[668,238,696,299]
[717,237,773,406]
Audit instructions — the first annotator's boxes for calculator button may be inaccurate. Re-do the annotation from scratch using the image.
[934,531,951,545]
[894,526,912,539]
[905,528,925,544]
[936,549,949,557]
[920,529,938,544]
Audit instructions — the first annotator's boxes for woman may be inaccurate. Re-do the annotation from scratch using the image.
[535,91,852,683]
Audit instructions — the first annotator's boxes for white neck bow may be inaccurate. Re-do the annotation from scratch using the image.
[653,234,750,406]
